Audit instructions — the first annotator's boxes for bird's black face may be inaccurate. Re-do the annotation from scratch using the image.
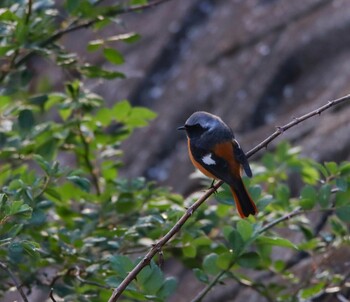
[179,123,207,139]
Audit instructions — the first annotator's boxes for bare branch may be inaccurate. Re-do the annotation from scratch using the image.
[49,288,57,302]
[0,261,29,302]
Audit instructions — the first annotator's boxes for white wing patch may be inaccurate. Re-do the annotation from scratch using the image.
[202,153,216,166]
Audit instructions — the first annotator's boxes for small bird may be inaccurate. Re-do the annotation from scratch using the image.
[178,111,257,218]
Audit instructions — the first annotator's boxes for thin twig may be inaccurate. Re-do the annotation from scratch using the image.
[73,266,111,290]
[49,288,57,302]
[0,261,29,302]
[191,270,226,302]
[246,94,350,157]
[107,94,350,301]
[77,122,102,195]
[258,207,303,234]
[25,0,33,25]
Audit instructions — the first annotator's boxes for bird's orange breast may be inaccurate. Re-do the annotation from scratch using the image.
[187,138,218,179]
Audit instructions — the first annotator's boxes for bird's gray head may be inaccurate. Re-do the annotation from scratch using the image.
[178,111,230,139]
[185,111,222,130]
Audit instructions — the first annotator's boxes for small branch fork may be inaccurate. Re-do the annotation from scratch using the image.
[107,94,350,302]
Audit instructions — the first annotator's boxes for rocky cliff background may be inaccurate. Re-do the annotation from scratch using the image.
[48,0,350,301]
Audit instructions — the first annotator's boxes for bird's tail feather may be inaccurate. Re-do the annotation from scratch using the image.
[230,178,258,218]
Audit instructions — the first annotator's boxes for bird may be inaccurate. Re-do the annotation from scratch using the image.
[178,111,257,218]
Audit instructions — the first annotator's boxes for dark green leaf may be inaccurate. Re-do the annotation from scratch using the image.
[203,253,220,275]
[157,277,177,299]
[300,185,317,210]
[318,184,331,208]
[80,64,125,79]
[336,178,348,192]
[236,219,253,241]
[110,255,134,278]
[103,47,124,65]
[257,236,297,250]
[193,268,209,283]
[18,109,35,133]
[335,205,350,222]
[138,261,163,294]
[216,252,234,270]
[237,252,260,268]
[66,176,91,192]
[228,230,244,254]
[299,282,325,299]
[275,184,290,206]
[183,244,196,258]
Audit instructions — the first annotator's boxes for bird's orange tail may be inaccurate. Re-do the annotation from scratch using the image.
[230,178,258,218]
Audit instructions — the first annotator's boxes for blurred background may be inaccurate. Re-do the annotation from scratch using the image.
[4,0,350,301]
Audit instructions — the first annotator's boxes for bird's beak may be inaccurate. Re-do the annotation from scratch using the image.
[177,126,186,130]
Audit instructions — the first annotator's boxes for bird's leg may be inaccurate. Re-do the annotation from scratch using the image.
[209,179,218,194]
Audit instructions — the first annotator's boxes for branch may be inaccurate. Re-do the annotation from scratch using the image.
[49,288,57,302]
[191,270,226,302]
[25,0,33,25]
[77,122,102,195]
[0,261,29,302]
[107,93,350,301]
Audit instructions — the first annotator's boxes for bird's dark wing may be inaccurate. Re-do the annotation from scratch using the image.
[232,139,252,178]
[189,143,235,184]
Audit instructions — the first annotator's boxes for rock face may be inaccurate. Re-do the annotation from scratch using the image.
[63,0,350,301]
[98,0,350,196]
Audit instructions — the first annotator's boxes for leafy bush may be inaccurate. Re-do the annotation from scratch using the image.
[1,1,350,302]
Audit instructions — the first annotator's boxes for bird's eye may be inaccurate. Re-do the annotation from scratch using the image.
[186,123,206,137]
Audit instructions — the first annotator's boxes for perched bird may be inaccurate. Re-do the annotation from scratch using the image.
[178,111,257,218]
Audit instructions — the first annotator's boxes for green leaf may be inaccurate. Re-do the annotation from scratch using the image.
[257,236,297,250]
[216,252,234,270]
[110,255,134,278]
[183,244,196,258]
[236,219,253,241]
[237,252,260,268]
[103,47,124,65]
[301,165,319,185]
[18,109,35,133]
[107,33,141,43]
[257,195,273,211]
[66,176,91,192]
[300,185,317,210]
[299,281,325,299]
[157,277,177,299]
[193,268,209,283]
[340,162,350,175]
[138,261,163,294]
[318,184,331,208]
[297,238,320,251]
[126,107,157,127]
[335,205,350,222]
[21,240,40,258]
[203,253,220,275]
[87,39,104,52]
[325,162,338,175]
[275,184,290,206]
[336,178,348,192]
[80,64,125,79]
[228,230,244,254]
[95,107,113,127]
[113,100,132,121]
